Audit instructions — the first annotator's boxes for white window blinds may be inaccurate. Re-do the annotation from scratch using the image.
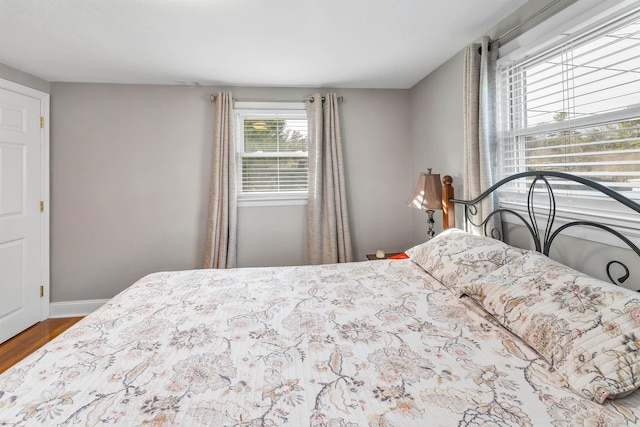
[235,106,308,198]
[498,7,640,201]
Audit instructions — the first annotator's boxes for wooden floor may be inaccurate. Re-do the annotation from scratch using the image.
[0,317,83,375]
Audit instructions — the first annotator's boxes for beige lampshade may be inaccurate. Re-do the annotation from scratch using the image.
[406,171,442,210]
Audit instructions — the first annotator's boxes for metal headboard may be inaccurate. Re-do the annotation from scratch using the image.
[449,171,640,287]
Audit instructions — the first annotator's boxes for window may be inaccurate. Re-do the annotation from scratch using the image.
[235,102,308,205]
[497,6,640,228]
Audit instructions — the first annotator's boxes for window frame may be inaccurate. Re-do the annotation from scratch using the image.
[495,1,640,245]
[234,102,308,207]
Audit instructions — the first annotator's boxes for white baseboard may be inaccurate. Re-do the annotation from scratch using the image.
[49,299,108,318]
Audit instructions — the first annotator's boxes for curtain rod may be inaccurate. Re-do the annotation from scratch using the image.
[496,0,564,43]
[209,95,344,103]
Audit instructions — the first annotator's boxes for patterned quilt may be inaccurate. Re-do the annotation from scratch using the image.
[1,260,639,426]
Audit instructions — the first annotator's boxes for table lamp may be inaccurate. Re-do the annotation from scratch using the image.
[406,169,442,239]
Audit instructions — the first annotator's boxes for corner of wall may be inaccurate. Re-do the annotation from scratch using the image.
[0,63,50,94]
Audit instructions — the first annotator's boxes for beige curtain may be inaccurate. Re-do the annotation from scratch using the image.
[463,37,502,238]
[204,92,237,268]
[306,93,354,264]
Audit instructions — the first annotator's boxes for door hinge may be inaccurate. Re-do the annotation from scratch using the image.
[40,201,44,212]
[40,286,44,298]
[40,117,44,128]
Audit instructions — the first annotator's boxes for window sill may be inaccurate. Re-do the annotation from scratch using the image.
[238,193,308,208]
[499,200,640,251]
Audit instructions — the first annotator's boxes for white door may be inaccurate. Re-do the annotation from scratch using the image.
[0,86,45,344]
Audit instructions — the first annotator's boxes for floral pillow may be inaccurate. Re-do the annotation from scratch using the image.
[463,251,640,403]
[405,228,527,295]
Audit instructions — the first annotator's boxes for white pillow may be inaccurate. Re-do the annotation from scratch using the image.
[406,228,527,295]
[463,251,640,403]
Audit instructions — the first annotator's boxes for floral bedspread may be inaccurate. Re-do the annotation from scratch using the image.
[1,260,639,426]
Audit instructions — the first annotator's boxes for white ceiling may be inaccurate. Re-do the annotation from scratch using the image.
[0,0,528,89]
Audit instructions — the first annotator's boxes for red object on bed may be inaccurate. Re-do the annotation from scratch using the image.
[388,252,409,259]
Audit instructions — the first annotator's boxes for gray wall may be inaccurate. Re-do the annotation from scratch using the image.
[49,83,413,301]
[408,52,466,247]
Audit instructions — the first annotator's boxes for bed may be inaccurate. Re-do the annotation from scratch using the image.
[1,171,640,426]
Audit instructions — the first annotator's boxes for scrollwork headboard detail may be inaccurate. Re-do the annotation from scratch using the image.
[449,171,640,288]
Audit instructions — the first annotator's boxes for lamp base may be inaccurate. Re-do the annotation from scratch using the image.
[425,209,436,239]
